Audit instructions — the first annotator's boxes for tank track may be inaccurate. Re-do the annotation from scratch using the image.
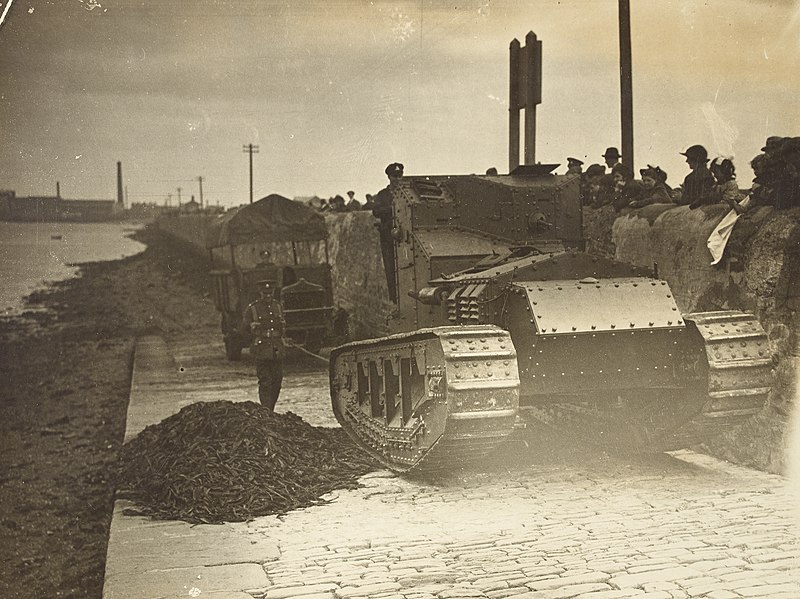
[665,310,773,447]
[520,311,772,452]
[330,325,520,473]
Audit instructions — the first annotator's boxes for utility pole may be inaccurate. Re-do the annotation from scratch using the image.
[177,186,182,208]
[197,175,204,210]
[243,143,259,204]
[619,0,634,171]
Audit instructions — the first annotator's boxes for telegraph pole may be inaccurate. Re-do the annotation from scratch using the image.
[619,0,634,171]
[243,143,259,204]
[197,175,204,209]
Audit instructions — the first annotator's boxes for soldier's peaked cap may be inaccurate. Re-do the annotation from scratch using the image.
[256,279,277,289]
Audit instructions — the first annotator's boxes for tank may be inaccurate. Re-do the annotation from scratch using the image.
[329,165,772,472]
[207,195,335,360]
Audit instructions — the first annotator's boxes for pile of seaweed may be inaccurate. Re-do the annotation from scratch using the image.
[116,401,378,524]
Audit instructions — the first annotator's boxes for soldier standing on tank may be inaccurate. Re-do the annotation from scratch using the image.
[566,157,584,175]
[241,280,285,412]
[373,162,403,303]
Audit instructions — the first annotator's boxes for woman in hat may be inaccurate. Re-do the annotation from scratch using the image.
[678,144,715,208]
[610,163,644,211]
[628,165,672,208]
[710,157,749,214]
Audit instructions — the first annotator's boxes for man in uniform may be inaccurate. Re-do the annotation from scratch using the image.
[372,162,404,303]
[241,280,285,412]
[566,157,584,175]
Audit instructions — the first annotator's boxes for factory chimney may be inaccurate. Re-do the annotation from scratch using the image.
[116,161,124,206]
[56,181,61,199]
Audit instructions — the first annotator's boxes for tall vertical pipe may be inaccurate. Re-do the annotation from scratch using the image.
[619,0,634,171]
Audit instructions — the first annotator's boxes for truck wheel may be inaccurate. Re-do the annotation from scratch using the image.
[225,338,243,361]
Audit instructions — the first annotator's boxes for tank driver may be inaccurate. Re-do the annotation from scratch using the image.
[241,280,286,412]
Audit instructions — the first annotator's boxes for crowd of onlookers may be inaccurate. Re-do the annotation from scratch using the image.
[306,135,799,217]
[575,136,800,214]
[306,190,375,213]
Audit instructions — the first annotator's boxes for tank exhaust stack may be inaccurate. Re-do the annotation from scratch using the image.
[509,31,542,171]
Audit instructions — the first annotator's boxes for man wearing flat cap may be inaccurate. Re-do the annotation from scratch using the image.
[678,144,715,208]
[241,280,285,412]
[372,163,404,302]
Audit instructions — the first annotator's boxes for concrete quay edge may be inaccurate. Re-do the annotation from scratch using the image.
[103,335,280,599]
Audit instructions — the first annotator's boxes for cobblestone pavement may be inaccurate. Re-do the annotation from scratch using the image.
[107,334,800,599]
[244,445,800,599]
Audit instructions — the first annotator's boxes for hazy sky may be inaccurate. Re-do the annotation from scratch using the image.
[1,0,798,207]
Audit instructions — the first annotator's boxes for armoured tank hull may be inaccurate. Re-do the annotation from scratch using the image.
[331,168,773,471]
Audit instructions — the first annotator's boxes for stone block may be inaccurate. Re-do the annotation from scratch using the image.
[266,583,339,599]
[104,563,268,599]
[609,566,702,588]
[526,572,611,591]
[336,582,401,598]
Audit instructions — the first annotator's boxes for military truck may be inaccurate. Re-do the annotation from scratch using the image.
[207,194,334,360]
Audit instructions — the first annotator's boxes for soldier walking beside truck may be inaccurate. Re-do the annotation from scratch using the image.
[242,280,285,412]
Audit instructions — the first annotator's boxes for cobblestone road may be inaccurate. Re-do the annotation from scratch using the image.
[115,334,800,599]
[243,441,800,599]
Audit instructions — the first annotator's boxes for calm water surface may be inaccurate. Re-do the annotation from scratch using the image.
[0,222,145,316]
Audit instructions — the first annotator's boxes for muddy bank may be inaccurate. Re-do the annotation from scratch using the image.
[0,226,218,599]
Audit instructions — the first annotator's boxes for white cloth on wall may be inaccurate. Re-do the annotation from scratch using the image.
[707,209,740,265]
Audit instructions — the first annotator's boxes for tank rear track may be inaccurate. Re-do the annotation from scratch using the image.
[330,325,520,473]
[520,311,773,452]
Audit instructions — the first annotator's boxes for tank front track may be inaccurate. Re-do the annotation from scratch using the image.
[330,325,520,473]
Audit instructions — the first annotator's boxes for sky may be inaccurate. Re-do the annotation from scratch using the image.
[1,0,799,208]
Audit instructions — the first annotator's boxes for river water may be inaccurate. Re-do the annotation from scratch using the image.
[0,221,146,316]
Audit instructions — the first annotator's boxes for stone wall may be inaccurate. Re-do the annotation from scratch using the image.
[324,212,393,339]
[155,213,213,257]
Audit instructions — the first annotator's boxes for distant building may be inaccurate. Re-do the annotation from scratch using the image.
[0,190,121,222]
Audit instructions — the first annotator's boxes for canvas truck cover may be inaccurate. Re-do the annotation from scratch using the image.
[205,194,327,248]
